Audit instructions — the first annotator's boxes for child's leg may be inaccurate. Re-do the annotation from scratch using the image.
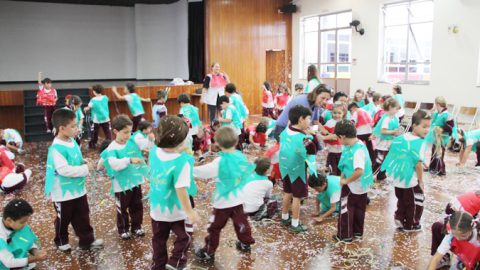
[115,190,132,234]
[475,144,480,166]
[352,193,368,236]
[431,221,446,255]
[168,220,192,269]
[45,105,55,131]
[327,152,341,176]
[185,196,195,236]
[231,205,255,245]
[375,150,388,180]
[0,172,28,193]
[337,185,354,239]
[132,115,143,132]
[412,185,424,227]
[394,187,406,225]
[151,219,171,270]
[90,123,100,147]
[429,144,446,175]
[53,200,74,247]
[204,208,231,255]
[70,195,95,248]
[129,186,144,232]
[262,107,268,117]
[281,176,293,219]
[101,122,112,141]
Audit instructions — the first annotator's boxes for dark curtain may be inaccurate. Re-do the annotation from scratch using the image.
[188,1,205,83]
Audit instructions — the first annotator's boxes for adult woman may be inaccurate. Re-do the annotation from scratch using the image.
[201,63,230,123]
[304,64,321,94]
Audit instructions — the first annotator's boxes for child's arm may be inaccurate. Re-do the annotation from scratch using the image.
[140,96,151,102]
[111,86,125,100]
[458,145,473,167]
[416,161,424,191]
[321,134,338,141]
[37,72,42,85]
[52,150,89,178]
[427,253,444,270]
[312,197,320,217]
[0,248,46,268]
[6,143,19,152]
[341,168,363,185]
[219,110,232,123]
[317,204,337,222]
[193,157,220,180]
[176,187,200,224]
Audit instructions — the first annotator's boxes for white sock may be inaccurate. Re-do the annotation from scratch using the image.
[282,213,289,220]
[291,219,299,227]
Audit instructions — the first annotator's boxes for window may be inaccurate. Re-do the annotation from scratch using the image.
[381,0,434,84]
[300,11,352,80]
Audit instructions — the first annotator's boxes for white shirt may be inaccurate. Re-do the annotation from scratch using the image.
[133,132,155,151]
[0,220,36,269]
[2,129,23,148]
[193,157,244,209]
[351,111,373,135]
[324,119,343,153]
[376,115,395,151]
[87,96,110,123]
[224,109,241,136]
[150,148,191,222]
[241,177,273,213]
[393,133,426,188]
[50,138,88,202]
[437,228,480,255]
[347,143,369,194]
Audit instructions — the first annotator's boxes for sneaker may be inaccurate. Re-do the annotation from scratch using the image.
[394,219,404,229]
[121,232,131,240]
[281,217,291,226]
[436,254,450,269]
[57,244,72,252]
[403,225,422,232]
[289,223,308,233]
[236,241,251,252]
[46,129,52,133]
[133,228,145,237]
[332,235,352,243]
[88,239,104,250]
[353,233,363,240]
[165,264,186,270]
[194,248,215,263]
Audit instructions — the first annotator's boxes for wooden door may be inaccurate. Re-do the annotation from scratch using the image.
[266,50,286,94]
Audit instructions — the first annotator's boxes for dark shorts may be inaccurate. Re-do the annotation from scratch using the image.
[282,175,308,198]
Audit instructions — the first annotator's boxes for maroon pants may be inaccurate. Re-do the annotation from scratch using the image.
[394,185,424,230]
[114,186,143,234]
[0,174,27,194]
[262,107,274,118]
[337,185,368,239]
[429,145,446,175]
[204,204,255,255]
[53,195,95,248]
[373,149,389,180]
[44,105,56,131]
[247,200,278,219]
[326,152,342,176]
[476,144,480,166]
[89,122,112,148]
[431,221,445,255]
[151,219,191,270]
[192,135,203,152]
[132,114,144,133]
[357,134,374,163]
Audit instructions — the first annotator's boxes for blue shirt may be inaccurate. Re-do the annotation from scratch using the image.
[276,94,323,127]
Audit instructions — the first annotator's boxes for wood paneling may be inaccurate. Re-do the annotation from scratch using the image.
[205,0,292,115]
[0,90,24,106]
[0,106,24,134]
[266,50,287,92]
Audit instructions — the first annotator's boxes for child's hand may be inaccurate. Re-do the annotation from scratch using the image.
[340,178,348,186]
[130,157,145,164]
[314,217,324,223]
[148,133,155,141]
[32,250,47,262]
[311,213,320,218]
[187,210,200,224]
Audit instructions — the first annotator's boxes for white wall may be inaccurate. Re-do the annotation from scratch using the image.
[292,0,480,107]
[0,0,189,82]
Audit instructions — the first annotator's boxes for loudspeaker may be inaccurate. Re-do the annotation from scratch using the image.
[278,4,297,14]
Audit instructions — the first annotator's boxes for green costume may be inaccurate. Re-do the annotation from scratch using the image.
[317,176,341,213]
[373,114,400,141]
[279,129,316,183]
[338,142,374,191]
[180,105,202,128]
[215,151,254,201]
[90,95,110,123]
[0,225,38,270]
[126,93,145,116]
[222,105,243,130]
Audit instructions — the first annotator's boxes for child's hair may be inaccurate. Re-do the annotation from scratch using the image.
[256,123,267,134]
[435,96,447,107]
[92,84,104,94]
[218,95,230,105]
[254,157,271,175]
[333,91,348,102]
[66,95,82,107]
[211,62,219,68]
[99,139,112,153]
[332,102,345,113]
[263,81,271,91]
[214,126,238,149]
[334,119,357,138]
[288,105,312,125]
[411,110,431,126]
[348,102,359,111]
[111,114,133,131]
[381,95,392,103]
[393,85,402,94]
[126,83,136,93]
[211,119,221,129]
[383,97,400,111]
[307,172,327,188]
[157,89,167,100]
[307,64,318,82]
[372,93,382,102]
[178,93,191,104]
[138,121,152,132]
[155,115,189,148]
[3,199,33,221]
[353,89,365,102]
[225,83,237,94]
[449,211,476,232]
[278,82,290,95]
[294,83,304,91]
[52,108,76,130]
[42,78,52,84]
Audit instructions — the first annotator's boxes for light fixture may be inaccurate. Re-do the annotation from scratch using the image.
[350,20,365,35]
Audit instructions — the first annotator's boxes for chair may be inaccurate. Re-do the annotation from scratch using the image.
[447,104,457,118]
[418,102,434,111]
[455,106,479,131]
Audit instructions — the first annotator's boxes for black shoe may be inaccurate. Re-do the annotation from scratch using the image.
[195,248,215,263]
[403,224,422,232]
[366,197,371,205]
[236,241,251,252]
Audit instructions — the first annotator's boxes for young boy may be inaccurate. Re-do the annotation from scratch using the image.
[457,128,480,168]
[85,84,112,149]
[0,128,25,155]
[224,83,249,124]
[308,172,341,223]
[45,109,103,251]
[152,89,169,129]
[245,123,267,149]
[242,157,277,221]
[194,126,255,262]
[36,72,57,133]
[381,110,431,232]
[112,84,151,132]
[218,95,244,149]
[98,115,148,240]
[334,119,374,242]
[148,115,200,270]
[279,105,317,233]
[0,199,47,269]
[178,94,203,156]
[132,121,155,152]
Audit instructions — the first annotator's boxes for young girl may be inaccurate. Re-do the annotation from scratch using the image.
[428,211,480,270]
[373,98,401,181]
[426,96,457,176]
[363,93,382,118]
[392,85,405,122]
[349,103,375,163]
[85,84,112,149]
[275,83,290,117]
[352,89,367,108]
[112,84,151,132]
[152,89,169,129]
[262,81,275,118]
[321,103,344,176]
[457,128,480,167]
[36,72,57,133]
[65,95,84,145]
[321,92,350,124]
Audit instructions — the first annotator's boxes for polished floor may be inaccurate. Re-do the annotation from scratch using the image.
[2,138,480,270]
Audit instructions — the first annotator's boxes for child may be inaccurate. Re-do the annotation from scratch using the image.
[224,83,249,125]
[373,95,392,126]
[363,92,382,118]
[65,95,84,145]
[152,89,169,129]
[218,95,243,150]
[275,83,290,117]
[381,110,431,232]
[373,98,401,181]
[322,103,344,176]
[0,147,32,194]
[0,199,47,269]
[194,126,255,262]
[457,128,480,167]
[426,96,457,176]
[279,105,317,233]
[427,211,480,270]
[0,128,25,155]
[261,117,276,139]
[132,121,155,152]
[85,84,112,149]
[148,115,200,270]
[265,141,281,183]
[349,103,375,162]
[200,120,221,154]
[112,84,151,132]
[242,157,277,221]
[262,81,275,118]
[352,89,367,108]
[36,72,57,133]
[245,123,267,148]
[322,92,350,124]
[98,115,148,240]
[334,120,374,242]
[308,172,341,223]
[45,109,103,251]
[392,85,405,122]
[178,94,203,156]
[294,83,304,97]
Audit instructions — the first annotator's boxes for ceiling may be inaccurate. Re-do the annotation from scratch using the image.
[8,0,182,6]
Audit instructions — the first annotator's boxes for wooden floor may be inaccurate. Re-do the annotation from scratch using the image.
[2,137,480,270]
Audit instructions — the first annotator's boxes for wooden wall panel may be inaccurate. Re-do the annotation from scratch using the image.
[205,0,292,115]
[0,90,24,106]
[0,106,24,134]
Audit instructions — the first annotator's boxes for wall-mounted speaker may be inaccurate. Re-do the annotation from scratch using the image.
[278,4,297,14]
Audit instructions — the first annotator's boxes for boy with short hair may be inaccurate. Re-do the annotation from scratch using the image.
[218,95,244,149]
[85,84,112,149]
[178,93,203,156]
[308,172,341,223]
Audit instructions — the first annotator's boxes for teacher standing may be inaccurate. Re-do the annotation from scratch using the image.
[201,62,230,123]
